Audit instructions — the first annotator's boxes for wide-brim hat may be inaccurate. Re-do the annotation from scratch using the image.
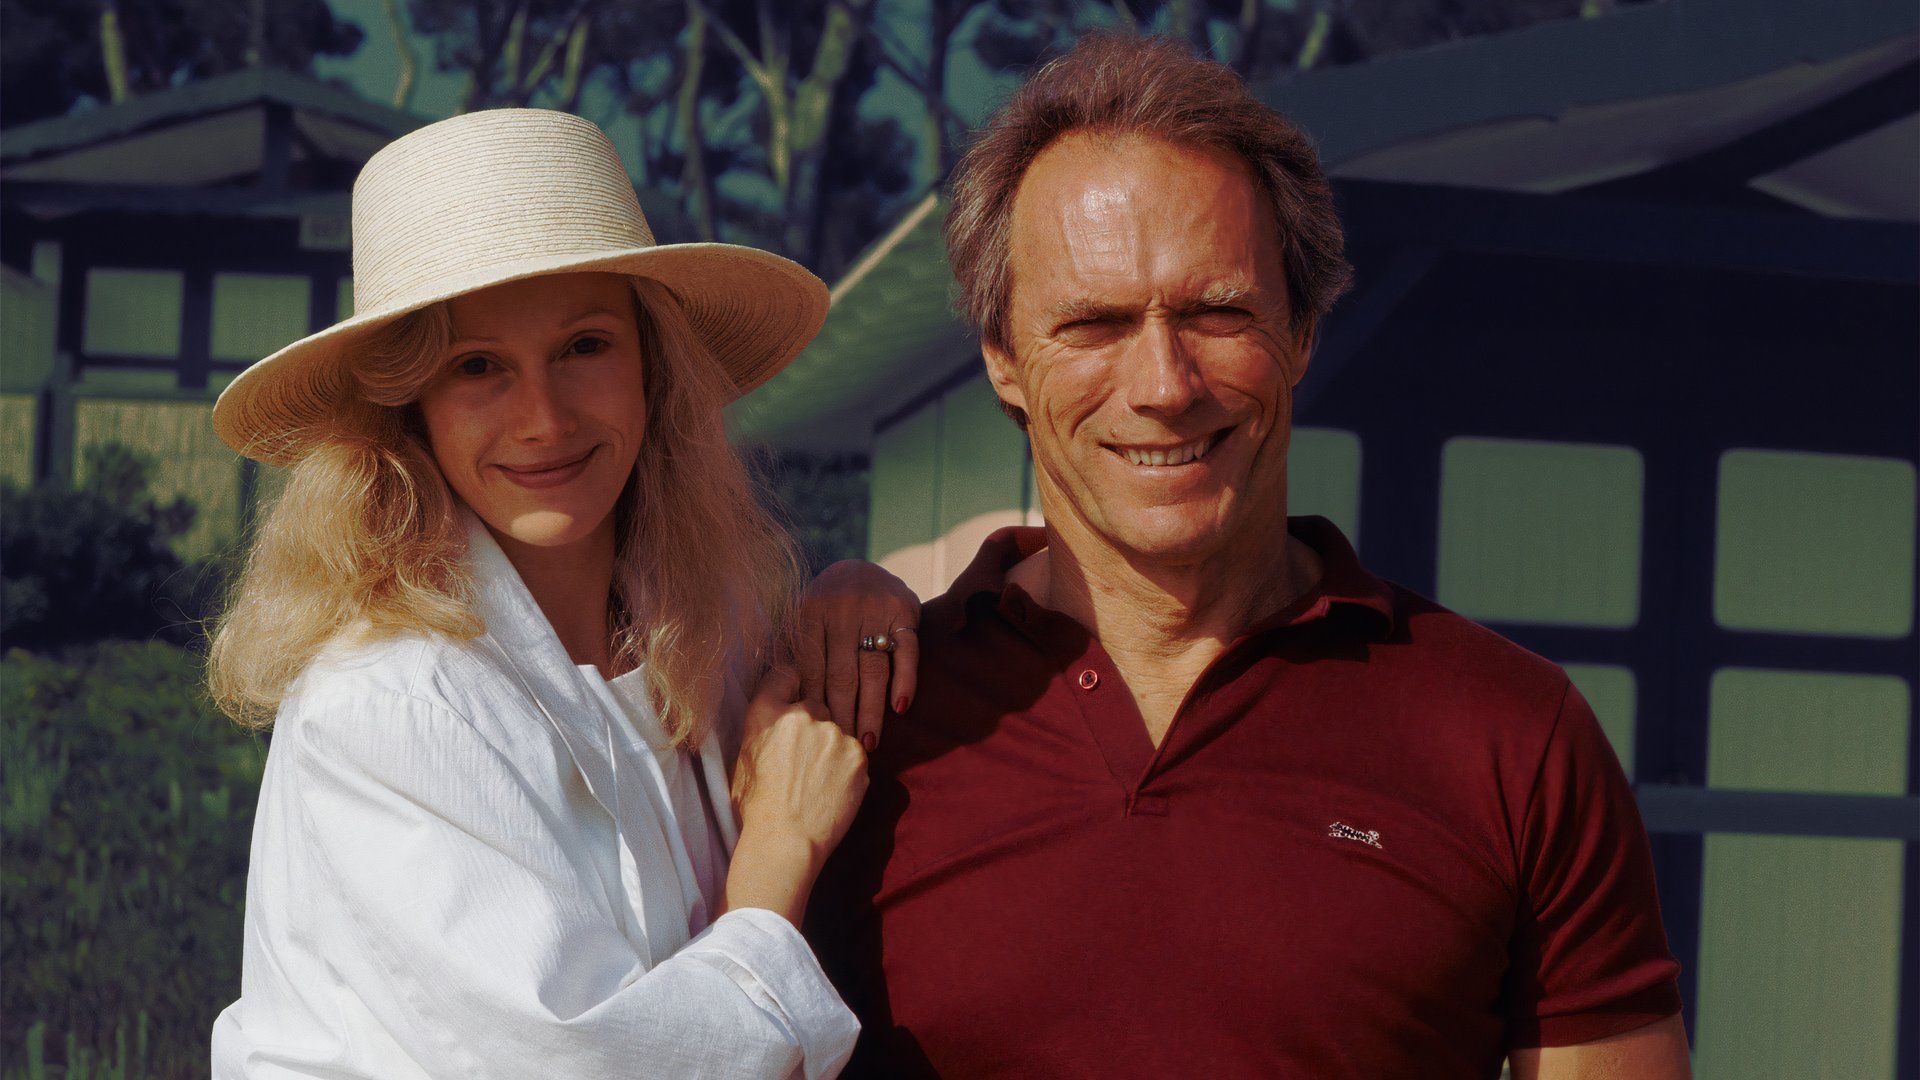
[212,108,827,466]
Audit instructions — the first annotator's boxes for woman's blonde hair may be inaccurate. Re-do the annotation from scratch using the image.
[209,277,802,747]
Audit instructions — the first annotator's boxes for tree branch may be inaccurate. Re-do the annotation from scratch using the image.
[382,0,417,108]
[865,19,964,132]
[686,0,771,86]
[1229,0,1265,76]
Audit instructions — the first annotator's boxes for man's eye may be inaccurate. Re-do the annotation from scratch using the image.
[1187,307,1253,333]
[1056,318,1124,345]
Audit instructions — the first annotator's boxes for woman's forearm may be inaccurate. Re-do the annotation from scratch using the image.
[724,824,825,927]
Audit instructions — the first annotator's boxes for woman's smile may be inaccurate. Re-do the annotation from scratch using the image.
[494,445,602,489]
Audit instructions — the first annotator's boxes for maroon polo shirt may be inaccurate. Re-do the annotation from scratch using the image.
[809,518,1681,1078]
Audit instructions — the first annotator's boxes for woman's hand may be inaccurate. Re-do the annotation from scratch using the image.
[787,560,921,751]
[725,667,869,927]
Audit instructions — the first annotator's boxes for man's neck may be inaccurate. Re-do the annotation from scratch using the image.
[1009,516,1321,746]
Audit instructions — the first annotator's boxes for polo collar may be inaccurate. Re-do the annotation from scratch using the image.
[940,516,1397,640]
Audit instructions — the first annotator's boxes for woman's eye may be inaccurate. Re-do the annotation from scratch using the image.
[570,335,609,356]
[453,355,495,377]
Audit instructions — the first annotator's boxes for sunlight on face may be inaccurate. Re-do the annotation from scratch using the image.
[416,272,648,558]
[986,133,1305,566]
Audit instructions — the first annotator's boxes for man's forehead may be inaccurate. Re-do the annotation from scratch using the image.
[1013,133,1257,221]
[1006,132,1281,305]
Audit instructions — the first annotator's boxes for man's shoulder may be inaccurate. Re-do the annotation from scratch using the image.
[1363,581,1577,731]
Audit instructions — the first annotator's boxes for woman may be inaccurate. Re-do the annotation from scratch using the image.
[207,109,916,1078]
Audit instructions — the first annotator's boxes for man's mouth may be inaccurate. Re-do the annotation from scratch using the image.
[1106,428,1228,468]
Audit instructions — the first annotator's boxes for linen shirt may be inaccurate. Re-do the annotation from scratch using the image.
[811,519,1680,1078]
[211,518,858,1079]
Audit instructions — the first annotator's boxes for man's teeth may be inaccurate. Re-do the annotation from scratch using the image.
[1121,435,1214,467]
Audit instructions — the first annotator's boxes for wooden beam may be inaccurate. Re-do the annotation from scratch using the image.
[1637,784,1920,841]
[1582,59,1920,200]
[1336,179,1919,283]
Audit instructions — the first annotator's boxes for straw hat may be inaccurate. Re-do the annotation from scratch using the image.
[212,108,827,466]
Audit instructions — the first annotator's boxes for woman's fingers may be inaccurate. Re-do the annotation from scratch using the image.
[791,608,828,711]
[749,665,801,719]
[823,608,862,739]
[855,615,891,752]
[888,623,919,717]
[792,559,922,745]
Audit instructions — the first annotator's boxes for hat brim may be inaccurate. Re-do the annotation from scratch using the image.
[212,242,827,466]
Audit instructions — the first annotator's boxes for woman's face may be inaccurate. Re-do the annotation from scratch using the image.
[417,272,648,556]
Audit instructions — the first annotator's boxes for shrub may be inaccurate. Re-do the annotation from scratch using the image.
[753,450,871,574]
[1,641,264,1079]
[1,444,225,653]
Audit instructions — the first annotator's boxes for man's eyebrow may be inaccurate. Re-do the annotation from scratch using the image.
[1044,298,1131,326]
[1186,282,1259,309]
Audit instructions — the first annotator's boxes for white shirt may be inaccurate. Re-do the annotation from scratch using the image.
[580,664,730,933]
[210,519,858,1079]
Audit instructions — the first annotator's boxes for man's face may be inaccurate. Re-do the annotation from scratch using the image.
[986,132,1307,566]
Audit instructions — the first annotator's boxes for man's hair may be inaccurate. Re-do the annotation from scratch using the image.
[945,31,1353,353]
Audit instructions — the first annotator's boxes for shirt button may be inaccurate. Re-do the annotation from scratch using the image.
[1077,669,1099,690]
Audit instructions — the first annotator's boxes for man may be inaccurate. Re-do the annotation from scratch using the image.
[811,32,1689,1079]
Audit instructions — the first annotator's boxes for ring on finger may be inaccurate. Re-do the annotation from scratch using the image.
[859,633,896,654]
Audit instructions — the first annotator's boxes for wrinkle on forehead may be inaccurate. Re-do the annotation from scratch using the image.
[1009,133,1286,331]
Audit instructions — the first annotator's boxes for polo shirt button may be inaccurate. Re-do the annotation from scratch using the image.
[1077,669,1099,690]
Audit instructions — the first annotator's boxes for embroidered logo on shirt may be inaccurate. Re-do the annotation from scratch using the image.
[1328,821,1383,849]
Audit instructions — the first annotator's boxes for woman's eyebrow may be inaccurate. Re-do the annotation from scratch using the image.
[446,308,625,349]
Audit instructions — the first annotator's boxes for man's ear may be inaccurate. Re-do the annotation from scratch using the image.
[981,339,1030,427]
[1288,317,1317,388]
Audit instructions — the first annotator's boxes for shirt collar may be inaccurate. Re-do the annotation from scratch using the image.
[938,516,1397,640]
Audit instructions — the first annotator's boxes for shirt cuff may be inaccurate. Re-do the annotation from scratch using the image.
[682,907,859,1079]
[1511,980,1684,1048]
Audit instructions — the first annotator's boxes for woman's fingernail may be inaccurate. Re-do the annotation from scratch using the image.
[895,696,911,714]
[861,733,877,753]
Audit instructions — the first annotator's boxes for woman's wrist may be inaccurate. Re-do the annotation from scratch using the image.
[724,822,825,926]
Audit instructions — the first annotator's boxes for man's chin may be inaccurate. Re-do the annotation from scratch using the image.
[1094,511,1240,567]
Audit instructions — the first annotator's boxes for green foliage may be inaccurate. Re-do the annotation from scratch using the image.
[754,451,872,575]
[1,444,226,653]
[0,0,363,126]
[2,641,264,1080]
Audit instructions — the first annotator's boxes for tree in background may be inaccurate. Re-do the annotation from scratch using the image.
[393,0,1625,282]
[0,0,364,127]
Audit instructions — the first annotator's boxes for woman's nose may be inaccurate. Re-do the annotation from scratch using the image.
[511,368,579,442]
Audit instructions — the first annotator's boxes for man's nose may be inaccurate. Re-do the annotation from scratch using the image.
[511,367,579,442]
[1124,318,1203,417]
